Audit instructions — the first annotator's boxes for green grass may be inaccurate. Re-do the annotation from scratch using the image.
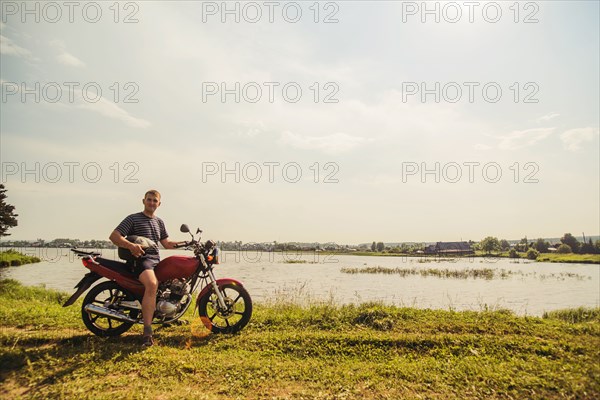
[1,279,599,399]
[543,307,600,323]
[536,253,600,264]
[0,250,41,267]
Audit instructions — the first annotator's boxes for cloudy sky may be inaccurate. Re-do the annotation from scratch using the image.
[1,1,598,244]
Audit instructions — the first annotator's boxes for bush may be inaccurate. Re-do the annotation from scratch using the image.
[508,248,519,258]
[557,244,572,254]
[353,309,394,331]
[526,248,539,260]
[0,260,9,268]
[10,259,22,266]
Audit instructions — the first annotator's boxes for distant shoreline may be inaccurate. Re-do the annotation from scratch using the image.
[316,251,600,264]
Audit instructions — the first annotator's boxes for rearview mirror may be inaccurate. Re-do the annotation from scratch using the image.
[180,224,190,233]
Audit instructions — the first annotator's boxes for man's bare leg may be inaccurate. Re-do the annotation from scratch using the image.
[138,269,158,344]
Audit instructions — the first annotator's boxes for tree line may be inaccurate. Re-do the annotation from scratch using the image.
[2,185,599,255]
[478,234,600,260]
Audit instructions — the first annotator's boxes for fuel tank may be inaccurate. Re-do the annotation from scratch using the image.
[155,256,200,281]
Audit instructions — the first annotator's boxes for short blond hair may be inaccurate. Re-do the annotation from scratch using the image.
[144,190,161,200]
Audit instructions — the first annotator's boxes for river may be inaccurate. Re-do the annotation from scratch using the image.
[1,248,598,316]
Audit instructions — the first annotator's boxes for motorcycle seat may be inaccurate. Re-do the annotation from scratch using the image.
[96,257,136,276]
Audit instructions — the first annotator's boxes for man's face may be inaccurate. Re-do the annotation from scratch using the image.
[143,194,161,214]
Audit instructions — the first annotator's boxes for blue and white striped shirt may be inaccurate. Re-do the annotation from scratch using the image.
[115,212,168,255]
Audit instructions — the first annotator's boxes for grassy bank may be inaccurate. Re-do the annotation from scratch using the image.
[1,279,599,399]
[0,250,41,267]
[536,253,600,264]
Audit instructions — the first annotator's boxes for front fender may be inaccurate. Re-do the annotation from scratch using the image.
[196,278,245,306]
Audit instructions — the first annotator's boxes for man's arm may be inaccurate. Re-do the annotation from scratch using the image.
[109,230,145,257]
[160,238,186,250]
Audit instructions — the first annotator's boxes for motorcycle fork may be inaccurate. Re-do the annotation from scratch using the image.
[207,269,228,310]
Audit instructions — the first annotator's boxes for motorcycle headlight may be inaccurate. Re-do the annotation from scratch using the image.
[207,247,219,264]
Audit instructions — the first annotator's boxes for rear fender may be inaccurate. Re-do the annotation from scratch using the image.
[196,278,245,307]
[62,272,101,307]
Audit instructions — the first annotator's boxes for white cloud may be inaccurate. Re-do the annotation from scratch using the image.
[238,120,267,137]
[473,143,492,150]
[1,79,149,128]
[497,128,554,150]
[50,39,85,67]
[536,113,560,123]
[560,127,599,151]
[279,131,371,154]
[0,35,33,58]
[56,52,85,67]
[77,98,151,129]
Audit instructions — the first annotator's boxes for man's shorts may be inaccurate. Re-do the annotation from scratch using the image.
[133,254,160,276]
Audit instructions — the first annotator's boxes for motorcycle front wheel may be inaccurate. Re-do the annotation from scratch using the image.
[198,283,252,334]
[81,281,140,337]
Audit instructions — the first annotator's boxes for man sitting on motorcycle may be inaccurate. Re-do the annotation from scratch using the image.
[109,189,185,347]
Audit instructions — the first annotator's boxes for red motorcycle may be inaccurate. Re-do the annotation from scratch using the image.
[63,224,252,336]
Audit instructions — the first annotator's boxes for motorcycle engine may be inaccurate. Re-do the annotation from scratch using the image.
[156,278,190,318]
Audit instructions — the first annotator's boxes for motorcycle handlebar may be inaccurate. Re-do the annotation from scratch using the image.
[174,239,210,249]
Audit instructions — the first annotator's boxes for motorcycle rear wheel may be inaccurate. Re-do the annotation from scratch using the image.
[81,281,140,337]
[198,283,252,334]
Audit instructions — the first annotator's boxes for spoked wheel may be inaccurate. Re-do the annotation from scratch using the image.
[198,283,252,334]
[81,281,140,337]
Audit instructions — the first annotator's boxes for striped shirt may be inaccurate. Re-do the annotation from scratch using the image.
[115,212,168,255]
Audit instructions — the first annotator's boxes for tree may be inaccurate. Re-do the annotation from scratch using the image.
[534,238,549,253]
[0,184,18,237]
[508,248,519,258]
[557,244,572,254]
[580,239,597,254]
[526,248,539,260]
[376,242,385,252]
[500,239,510,251]
[371,241,376,252]
[516,236,528,252]
[561,233,580,253]
[479,236,500,254]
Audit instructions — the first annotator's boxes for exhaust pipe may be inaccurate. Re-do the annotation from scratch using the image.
[84,304,141,324]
